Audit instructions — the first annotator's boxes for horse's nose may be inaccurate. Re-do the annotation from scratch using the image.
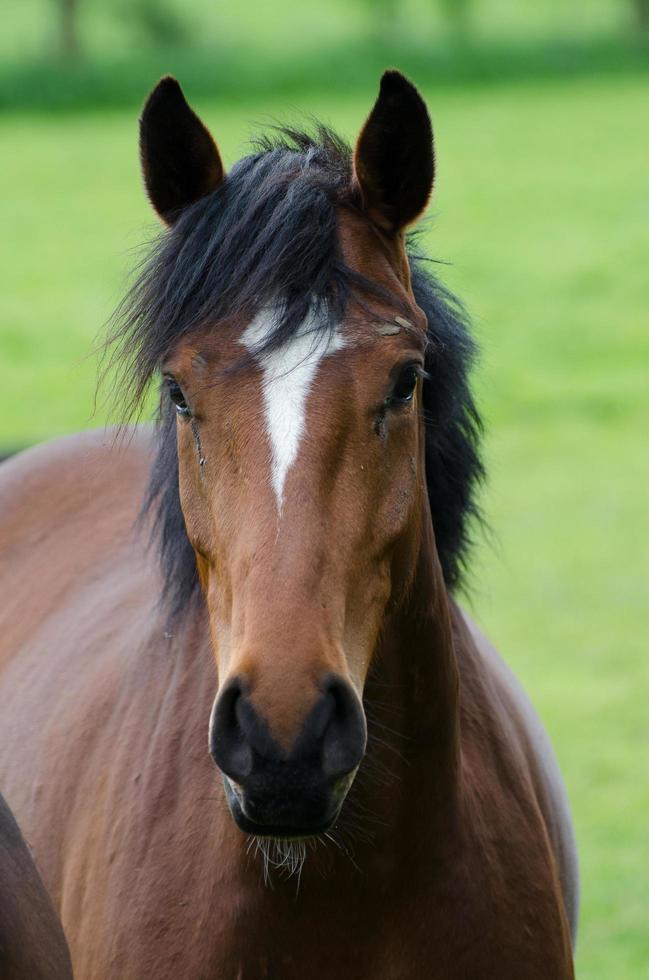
[209,674,367,783]
[209,674,366,832]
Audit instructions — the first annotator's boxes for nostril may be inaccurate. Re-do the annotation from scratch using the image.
[321,677,367,779]
[209,678,254,781]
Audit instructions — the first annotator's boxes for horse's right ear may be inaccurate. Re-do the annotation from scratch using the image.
[139,76,225,225]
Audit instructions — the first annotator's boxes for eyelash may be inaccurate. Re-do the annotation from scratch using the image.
[164,377,206,466]
[387,363,427,407]
[165,377,191,417]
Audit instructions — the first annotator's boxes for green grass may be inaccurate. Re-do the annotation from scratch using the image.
[1,71,648,977]
[3,34,648,113]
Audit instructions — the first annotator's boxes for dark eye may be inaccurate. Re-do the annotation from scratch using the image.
[166,378,191,417]
[389,364,419,406]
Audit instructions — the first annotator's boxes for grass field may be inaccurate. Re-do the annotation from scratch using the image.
[2,66,648,976]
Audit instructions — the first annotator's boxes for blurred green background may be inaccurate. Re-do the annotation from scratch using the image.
[1,2,648,976]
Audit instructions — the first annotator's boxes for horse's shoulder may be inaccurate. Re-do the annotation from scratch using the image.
[0,425,153,493]
[0,426,154,533]
[454,605,579,943]
[455,606,569,810]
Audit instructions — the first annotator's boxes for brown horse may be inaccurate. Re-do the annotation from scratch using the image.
[0,72,578,978]
[0,792,73,978]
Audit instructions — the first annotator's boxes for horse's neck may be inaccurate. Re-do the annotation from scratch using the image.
[344,516,462,851]
[383,519,459,751]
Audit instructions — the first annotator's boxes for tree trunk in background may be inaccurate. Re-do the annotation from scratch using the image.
[635,0,649,30]
[439,0,474,41]
[359,0,400,44]
[59,0,80,59]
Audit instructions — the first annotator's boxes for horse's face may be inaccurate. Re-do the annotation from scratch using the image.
[141,72,435,838]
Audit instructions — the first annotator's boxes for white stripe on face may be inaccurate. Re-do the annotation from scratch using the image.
[241,306,346,512]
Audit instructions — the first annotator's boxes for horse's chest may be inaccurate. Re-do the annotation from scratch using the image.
[66,857,572,980]
[183,879,572,980]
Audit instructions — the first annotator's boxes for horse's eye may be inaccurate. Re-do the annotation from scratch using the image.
[166,378,191,417]
[389,364,419,406]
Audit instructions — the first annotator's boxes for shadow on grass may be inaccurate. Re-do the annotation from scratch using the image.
[1,33,648,112]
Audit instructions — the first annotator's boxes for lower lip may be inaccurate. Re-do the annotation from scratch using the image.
[224,779,338,839]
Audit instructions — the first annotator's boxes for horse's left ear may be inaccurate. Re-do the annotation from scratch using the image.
[139,76,225,225]
[353,70,434,234]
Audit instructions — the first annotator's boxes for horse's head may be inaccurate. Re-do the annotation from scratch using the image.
[128,72,480,839]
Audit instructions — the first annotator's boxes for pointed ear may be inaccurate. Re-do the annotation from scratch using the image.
[353,70,434,233]
[139,76,225,225]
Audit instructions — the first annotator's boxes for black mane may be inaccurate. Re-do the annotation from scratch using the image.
[107,125,484,621]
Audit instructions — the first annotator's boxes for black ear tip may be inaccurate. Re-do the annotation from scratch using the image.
[158,74,180,89]
[142,75,184,116]
[379,69,419,100]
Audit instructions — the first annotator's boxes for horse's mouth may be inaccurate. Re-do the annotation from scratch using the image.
[223,775,341,840]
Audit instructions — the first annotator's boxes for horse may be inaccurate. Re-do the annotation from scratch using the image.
[0,71,578,978]
[0,791,73,978]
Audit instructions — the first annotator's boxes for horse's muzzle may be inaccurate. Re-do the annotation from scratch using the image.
[209,674,366,837]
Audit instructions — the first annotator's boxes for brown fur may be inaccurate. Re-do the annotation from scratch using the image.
[0,423,575,977]
[0,792,73,979]
[0,73,576,977]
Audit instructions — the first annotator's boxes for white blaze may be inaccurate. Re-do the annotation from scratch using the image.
[241,306,345,511]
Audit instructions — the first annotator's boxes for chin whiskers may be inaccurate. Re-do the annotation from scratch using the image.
[251,836,308,889]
